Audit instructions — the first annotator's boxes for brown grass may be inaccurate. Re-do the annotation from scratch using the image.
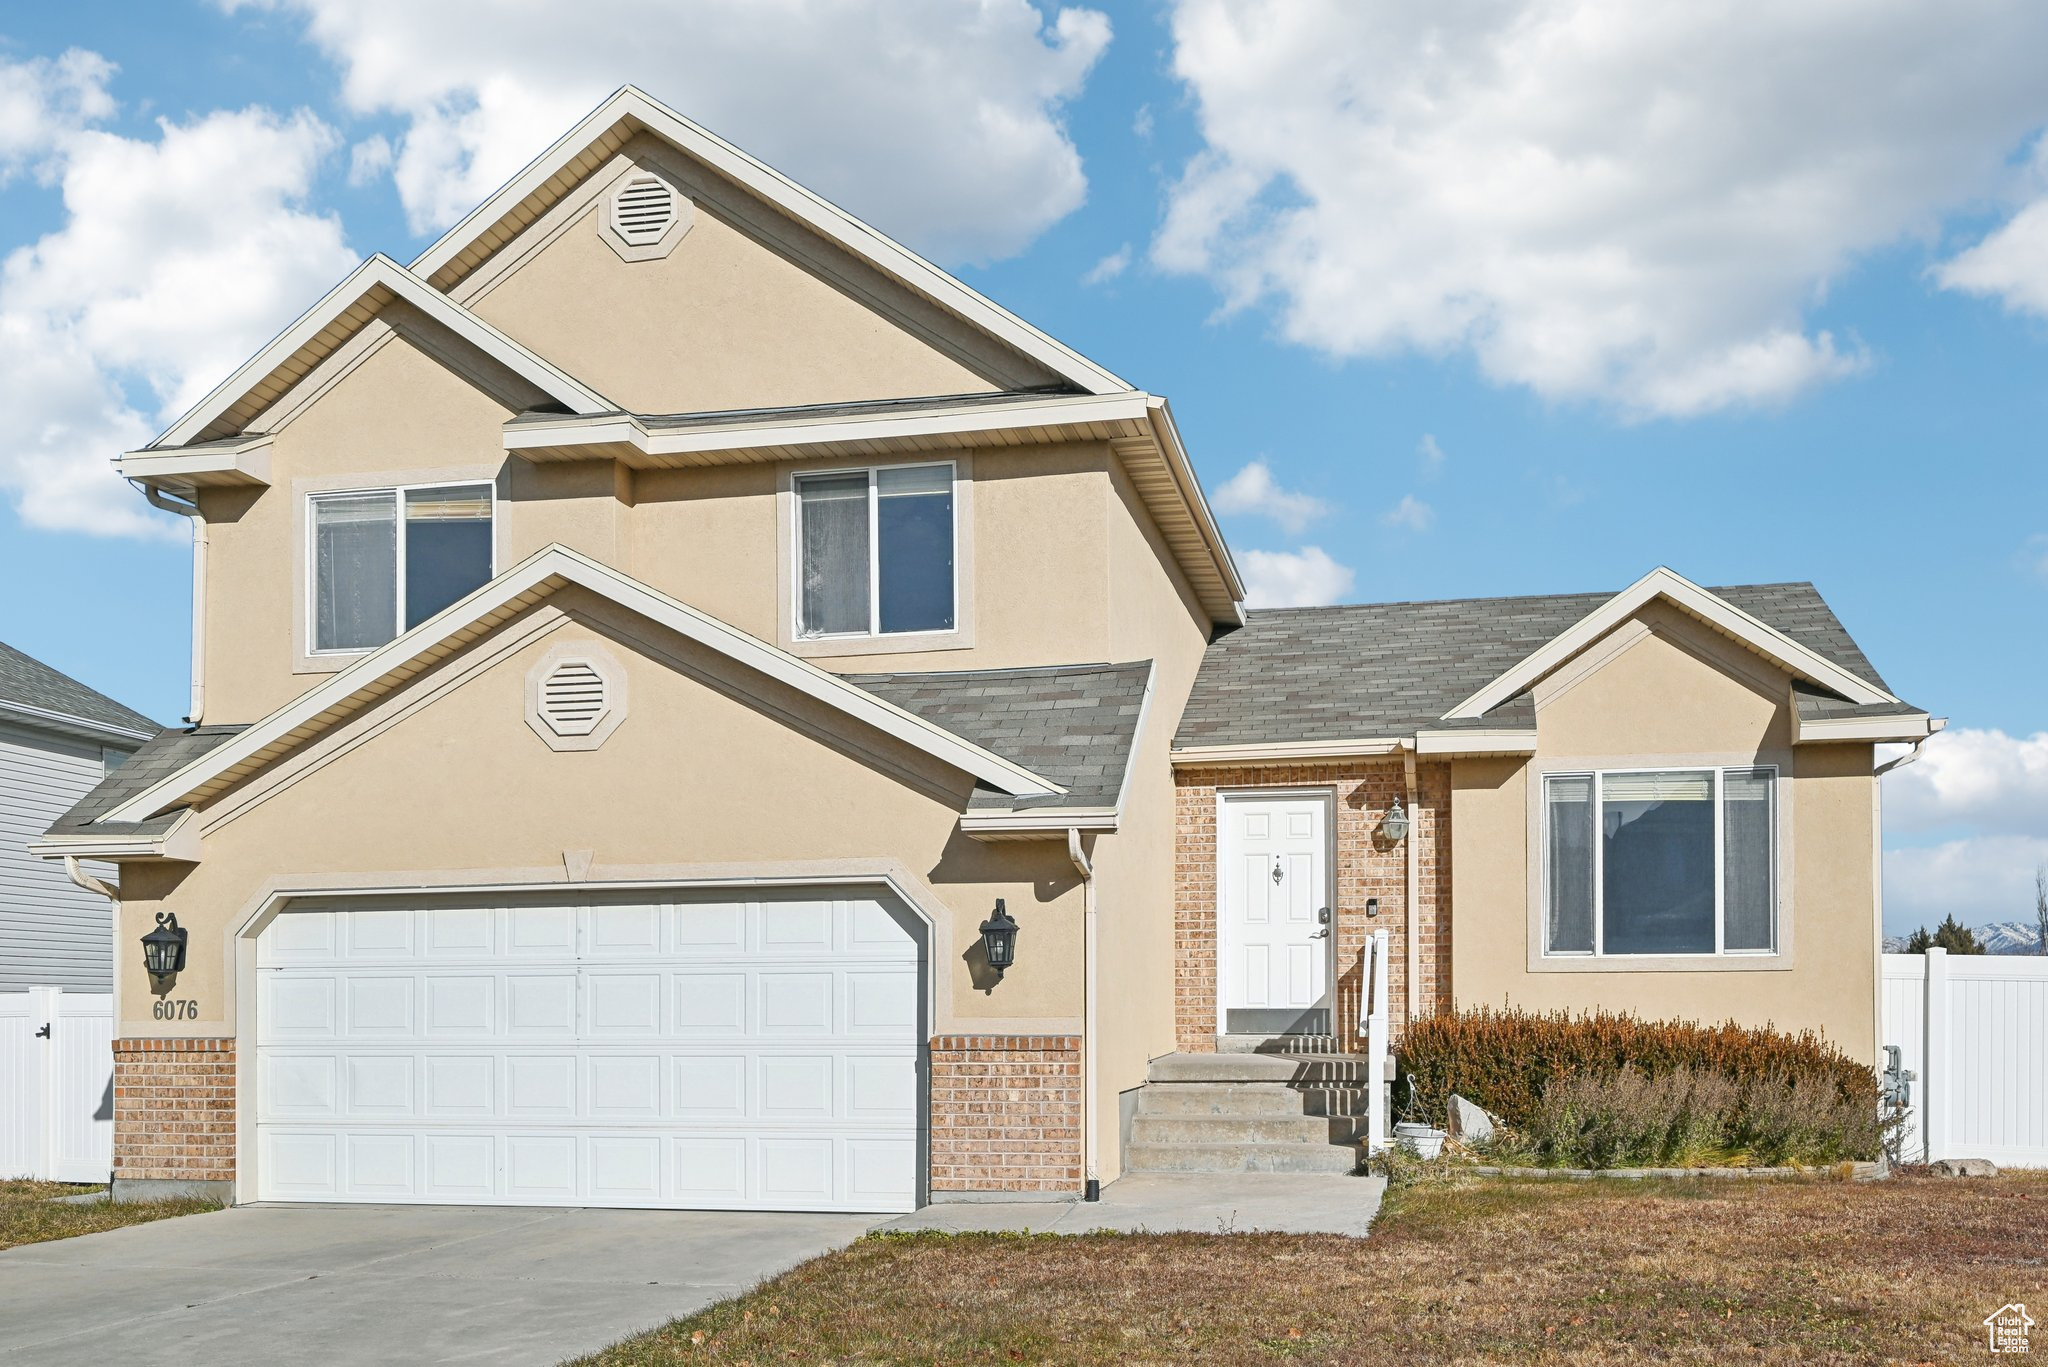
[0,1178,217,1251]
[575,1172,2048,1365]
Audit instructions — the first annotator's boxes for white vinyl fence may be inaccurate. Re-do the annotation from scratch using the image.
[0,987,114,1182]
[1882,949,2048,1167]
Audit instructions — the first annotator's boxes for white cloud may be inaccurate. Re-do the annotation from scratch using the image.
[1381,494,1433,532]
[224,0,1112,264]
[2018,533,2048,582]
[1418,433,1445,478]
[1240,546,1354,608]
[1154,1,2048,417]
[0,58,356,535]
[1884,728,2048,838]
[1081,244,1131,286]
[1132,103,1154,142]
[0,49,114,179]
[1212,458,1330,534]
[1884,834,2048,936]
[346,133,392,186]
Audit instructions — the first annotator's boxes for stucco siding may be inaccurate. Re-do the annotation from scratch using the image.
[1448,608,1881,1064]
[0,723,114,991]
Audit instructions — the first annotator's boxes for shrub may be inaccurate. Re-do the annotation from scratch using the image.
[1400,1006,1882,1165]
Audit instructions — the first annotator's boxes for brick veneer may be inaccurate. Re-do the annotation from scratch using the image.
[1173,761,1451,1053]
[112,1038,236,1183]
[928,1034,1083,1194]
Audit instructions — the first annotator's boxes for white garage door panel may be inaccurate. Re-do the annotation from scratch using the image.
[256,895,921,1212]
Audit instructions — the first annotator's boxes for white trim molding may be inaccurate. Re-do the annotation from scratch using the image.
[1445,568,1898,720]
[1171,738,1405,767]
[97,543,1063,829]
[1793,711,1942,744]
[149,255,614,450]
[29,809,201,862]
[1412,730,1539,757]
[118,435,273,495]
[408,85,1131,397]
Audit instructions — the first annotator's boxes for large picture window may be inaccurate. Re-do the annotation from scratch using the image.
[795,462,955,639]
[310,482,494,654]
[1544,767,1777,957]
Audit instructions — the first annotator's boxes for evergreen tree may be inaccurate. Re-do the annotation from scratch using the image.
[1905,914,1985,955]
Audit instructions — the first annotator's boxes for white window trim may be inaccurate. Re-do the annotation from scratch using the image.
[304,478,498,661]
[776,456,975,659]
[1526,753,1795,974]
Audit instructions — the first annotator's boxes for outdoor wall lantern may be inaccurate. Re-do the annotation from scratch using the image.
[141,911,188,979]
[979,898,1020,979]
[1381,798,1411,844]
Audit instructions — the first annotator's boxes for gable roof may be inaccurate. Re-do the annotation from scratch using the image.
[407,85,1130,397]
[847,660,1152,815]
[95,545,1063,828]
[1175,575,1922,752]
[42,725,246,840]
[146,255,616,450]
[0,640,156,743]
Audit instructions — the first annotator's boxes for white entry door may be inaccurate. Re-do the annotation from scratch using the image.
[254,889,922,1212]
[1220,794,1332,1035]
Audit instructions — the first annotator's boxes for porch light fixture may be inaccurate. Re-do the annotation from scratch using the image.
[1381,798,1411,845]
[141,911,188,979]
[979,898,1020,978]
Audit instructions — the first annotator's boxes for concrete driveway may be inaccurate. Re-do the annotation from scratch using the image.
[0,1203,879,1366]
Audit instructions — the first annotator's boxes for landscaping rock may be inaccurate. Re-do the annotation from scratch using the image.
[1930,1158,1999,1179]
[1447,1094,1497,1144]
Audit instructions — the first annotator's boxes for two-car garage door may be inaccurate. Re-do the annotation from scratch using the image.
[254,890,922,1212]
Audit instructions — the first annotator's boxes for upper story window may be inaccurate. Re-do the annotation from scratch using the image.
[309,482,494,654]
[1544,767,1776,958]
[795,462,955,639]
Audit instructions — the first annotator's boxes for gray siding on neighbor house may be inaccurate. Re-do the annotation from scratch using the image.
[0,721,116,992]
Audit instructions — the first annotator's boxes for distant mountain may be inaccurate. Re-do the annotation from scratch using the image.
[1884,921,2045,955]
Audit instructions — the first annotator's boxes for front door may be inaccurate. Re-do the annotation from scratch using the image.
[1219,793,1332,1035]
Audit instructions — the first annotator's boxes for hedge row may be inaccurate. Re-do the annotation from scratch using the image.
[1399,1006,1880,1130]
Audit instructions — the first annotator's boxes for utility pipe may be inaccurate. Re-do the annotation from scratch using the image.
[1067,825,1100,1201]
[138,483,206,725]
[1401,744,1420,1023]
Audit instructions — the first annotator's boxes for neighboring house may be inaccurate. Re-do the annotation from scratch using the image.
[0,641,155,991]
[36,88,1938,1210]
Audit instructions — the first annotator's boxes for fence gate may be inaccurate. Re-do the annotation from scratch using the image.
[1882,949,2048,1167]
[0,988,114,1182]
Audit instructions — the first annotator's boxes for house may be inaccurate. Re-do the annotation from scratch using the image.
[0,640,155,991]
[36,88,1938,1210]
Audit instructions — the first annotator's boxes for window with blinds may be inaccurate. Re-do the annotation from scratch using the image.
[309,482,494,653]
[1544,767,1778,957]
[795,462,955,639]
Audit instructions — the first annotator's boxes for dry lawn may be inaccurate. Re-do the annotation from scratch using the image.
[0,1178,218,1251]
[578,1171,2048,1365]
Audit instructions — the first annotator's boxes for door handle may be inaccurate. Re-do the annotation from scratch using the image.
[1310,928,1329,940]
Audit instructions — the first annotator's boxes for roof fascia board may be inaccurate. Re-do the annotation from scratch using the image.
[1444,568,1895,719]
[1143,396,1245,609]
[1794,712,1937,744]
[29,810,199,862]
[1170,738,1405,766]
[1412,730,1539,756]
[507,391,1154,459]
[959,810,1120,841]
[0,698,154,746]
[100,545,1060,824]
[152,256,613,449]
[117,436,273,493]
[409,86,1130,397]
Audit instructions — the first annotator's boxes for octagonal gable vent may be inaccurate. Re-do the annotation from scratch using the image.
[612,175,678,246]
[540,660,608,736]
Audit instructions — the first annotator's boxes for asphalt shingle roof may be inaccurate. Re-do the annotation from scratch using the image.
[1176,582,1906,750]
[843,661,1151,811]
[45,725,247,837]
[0,639,157,738]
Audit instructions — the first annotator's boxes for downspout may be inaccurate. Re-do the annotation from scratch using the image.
[63,856,118,900]
[1068,826,1100,1202]
[1401,743,1420,1024]
[138,483,206,725]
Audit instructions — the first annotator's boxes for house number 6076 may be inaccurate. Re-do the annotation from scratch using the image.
[152,999,198,1020]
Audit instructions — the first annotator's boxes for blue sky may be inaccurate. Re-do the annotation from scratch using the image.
[1,2,2045,936]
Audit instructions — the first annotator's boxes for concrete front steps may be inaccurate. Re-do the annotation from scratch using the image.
[1125,1049,1381,1176]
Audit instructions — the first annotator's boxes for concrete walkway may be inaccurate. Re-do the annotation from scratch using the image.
[881,1172,1386,1236]
[0,1203,878,1366]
